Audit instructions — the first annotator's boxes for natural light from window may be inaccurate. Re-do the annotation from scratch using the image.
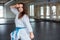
[40,6,44,18]
[30,5,34,16]
[51,6,56,19]
[46,5,50,19]
[0,6,3,17]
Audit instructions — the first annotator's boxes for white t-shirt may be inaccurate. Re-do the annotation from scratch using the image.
[10,7,33,32]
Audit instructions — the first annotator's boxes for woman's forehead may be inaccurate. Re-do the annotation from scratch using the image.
[19,4,23,7]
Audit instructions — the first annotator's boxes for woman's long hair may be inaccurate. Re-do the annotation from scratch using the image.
[17,2,28,19]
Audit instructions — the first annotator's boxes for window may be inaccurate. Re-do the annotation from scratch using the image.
[46,5,50,19]
[58,16,60,19]
[30,5,34,16]
[0,6,3,17]
[51,6,56,19]
[40,6,44,18]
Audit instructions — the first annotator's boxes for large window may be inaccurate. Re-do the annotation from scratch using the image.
[46,5,50,19]
[51,6,56,19]
[40,6,44,18]
[30,5,34,16]
[58,16,60,19]
[0,6,3,17]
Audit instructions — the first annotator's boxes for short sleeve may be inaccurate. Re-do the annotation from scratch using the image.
[10,7,19,15]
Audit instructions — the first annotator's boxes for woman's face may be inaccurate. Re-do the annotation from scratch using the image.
[18,4,23,13]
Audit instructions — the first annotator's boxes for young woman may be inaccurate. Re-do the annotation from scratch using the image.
[10,2,34,40]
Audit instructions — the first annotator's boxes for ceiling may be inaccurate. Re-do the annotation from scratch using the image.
[0,0,10,4]
[0,0,59,4]
[0,0,37,4]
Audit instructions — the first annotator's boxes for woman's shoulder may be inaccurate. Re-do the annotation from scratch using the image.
[22,14,29,19]
[23,14,29,18]
[21,14,30,21]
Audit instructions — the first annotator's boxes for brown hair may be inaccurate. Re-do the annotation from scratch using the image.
[17,2,28,19]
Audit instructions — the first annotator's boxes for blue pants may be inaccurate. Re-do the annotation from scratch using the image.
[10,27,31,40]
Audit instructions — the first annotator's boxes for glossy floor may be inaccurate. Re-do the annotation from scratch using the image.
[0,19,60,40]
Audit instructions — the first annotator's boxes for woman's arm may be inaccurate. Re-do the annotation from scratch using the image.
[10,4,19,8]
[10,4,19,15]
[22,15,34,39]
[23,15,33,32]
[10,5,16,8]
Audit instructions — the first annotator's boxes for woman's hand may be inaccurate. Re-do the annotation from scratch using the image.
[30,32,34,39]
[15,4,20,8]
[10,4,19,8]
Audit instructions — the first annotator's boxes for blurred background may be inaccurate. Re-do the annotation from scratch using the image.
[0,0,60,40]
